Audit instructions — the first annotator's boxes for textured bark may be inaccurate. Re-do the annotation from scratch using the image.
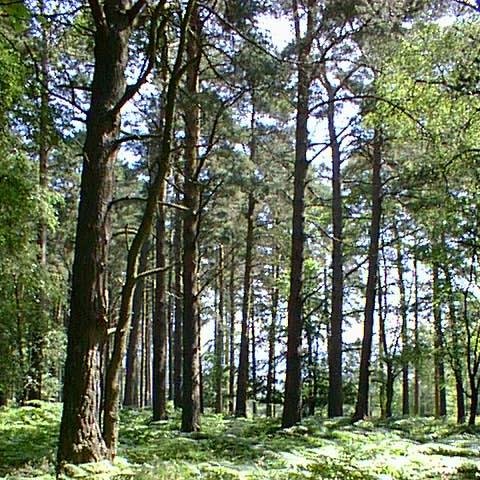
[181,7,202,432]
[282,0,314,428]
[433,264,447,418]
[124,241,150,407]
[58,2,135,464]
[214,245,225,414]
[266,262,279,418]
[235,193,255,417]
[327,77,344,419]
[353,135,382,421]
[152,180,168,420]
[101,0,194,454]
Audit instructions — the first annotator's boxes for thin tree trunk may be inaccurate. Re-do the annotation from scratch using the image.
[153,179,168,420]
[433,263,447,418]
[413,253,420,416]
[167,236,174,402]
[124,241,150,407]
[282,0,314,428]
[250,294,257,416]
[173,179,183,408]
[392,222,409,416]
[235,193,255,417]
[181,7,202,432]
[443,266,465,423]
[266,261,279,417]
[326,76,344,419]
[228,249,236,414]
[353,133,382,421]
[215,245,225,414]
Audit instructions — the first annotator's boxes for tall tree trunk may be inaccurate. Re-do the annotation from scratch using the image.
[282,0,314,428]
[58,2,136,463]
[266,261,279,417]
[413,253,420,416]
[353,133,382,421]
[173,180,183,408]
[181,7,202,432]
[27,1,50,401]
[443,266,465,423]
[235,193,255,417]
[433,263,447,417]
[393,222,409,416]
[228,249,236,414]
[153,180,168,420]
[167,236,174,402]
[327,90,344,418]
[250,294,257,416]
[124,241,150,407]
[215,245,225,414]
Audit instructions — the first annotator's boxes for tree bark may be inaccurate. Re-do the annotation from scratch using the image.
[433,263,447,418]
[235,193,255,417]
[152,179,168,420]
[173,178,183,408]
[282,0,314,428]
[413,253,420,416]
[58,2,136,464]
[443,266,465,423]
[266,261,279,417]
[353,133,382,421]
[181,7,202,432]
[327,79,344,419]
[393,223,409,416]
[214,245,225,414]
[124,240,150,407]
[228,249,236,414]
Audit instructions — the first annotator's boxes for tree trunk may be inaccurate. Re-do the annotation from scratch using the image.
[413,253,420,416]
[228,249,236,414]
[124,240,150,407]
[173,179,183,408]
[181,7,202,432]
[327,79,344,419]
[250,294,257,416]
[433,263,447,417]
[215,245,225,414]
[393,223,409,416]
[266,261,279,418]
[27,3,50,401]
[58,2,135,463]
[153,179,168,420]
[443,266,465,423]
[282,0,314,428]
[235,193,255,417]
[353,133,382,421]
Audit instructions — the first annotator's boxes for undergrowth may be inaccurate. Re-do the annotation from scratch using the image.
[1,403,480,479]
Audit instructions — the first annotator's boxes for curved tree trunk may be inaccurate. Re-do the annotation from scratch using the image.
[124,241,150,407]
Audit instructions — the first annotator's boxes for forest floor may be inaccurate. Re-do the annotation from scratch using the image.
[1,402,480,479]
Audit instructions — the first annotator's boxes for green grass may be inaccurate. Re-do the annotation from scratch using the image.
[2,403,480,479]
